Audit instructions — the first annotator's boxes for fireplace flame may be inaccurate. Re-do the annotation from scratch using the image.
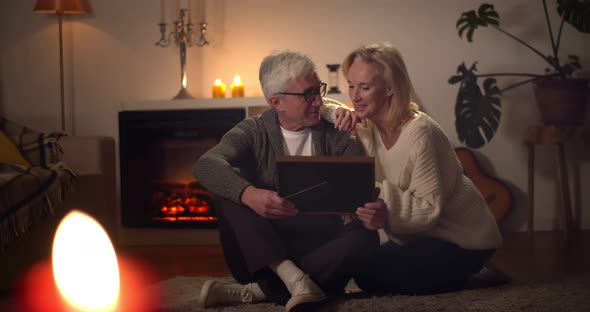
[52,211,120,311]
[153,181,216,222]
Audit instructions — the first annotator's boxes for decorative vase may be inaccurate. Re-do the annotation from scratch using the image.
[533,78,590,125]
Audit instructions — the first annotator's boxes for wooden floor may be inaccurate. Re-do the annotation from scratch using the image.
[490,230,590,277]
[117,230,590,284]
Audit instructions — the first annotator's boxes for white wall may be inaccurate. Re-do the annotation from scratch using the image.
[1,0,589,233]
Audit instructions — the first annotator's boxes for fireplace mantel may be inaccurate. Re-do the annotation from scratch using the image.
[122,94,350,115]
[122,97,270,118]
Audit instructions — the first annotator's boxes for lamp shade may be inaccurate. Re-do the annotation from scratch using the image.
[33,0,89,14]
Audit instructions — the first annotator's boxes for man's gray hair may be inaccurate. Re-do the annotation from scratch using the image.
[259,50,318,101]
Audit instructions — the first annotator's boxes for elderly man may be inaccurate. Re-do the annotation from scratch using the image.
[193,50,383,311]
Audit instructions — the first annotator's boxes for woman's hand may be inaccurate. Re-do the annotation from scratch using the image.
[355,187,387,230]
[356,199,387,230]
[334,107,367,135]
[241,185,298,219]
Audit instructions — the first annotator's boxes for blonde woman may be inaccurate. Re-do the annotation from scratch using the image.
[320,43,503,294]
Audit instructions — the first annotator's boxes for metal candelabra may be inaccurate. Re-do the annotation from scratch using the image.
[155,9,209,99]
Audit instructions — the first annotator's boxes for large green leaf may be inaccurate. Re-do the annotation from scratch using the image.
[557,0,590,33]
[453,63,502,148]
[457,3,500,42]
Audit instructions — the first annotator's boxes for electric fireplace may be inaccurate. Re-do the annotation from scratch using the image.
[119,108,245,228]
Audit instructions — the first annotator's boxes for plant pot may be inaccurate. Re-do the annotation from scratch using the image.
[533,78,590,125]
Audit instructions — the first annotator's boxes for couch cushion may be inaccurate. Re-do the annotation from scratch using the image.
[0,130,31,167]
[0,117,63,168]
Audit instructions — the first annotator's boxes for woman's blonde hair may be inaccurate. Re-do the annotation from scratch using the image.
[342,43,419,129]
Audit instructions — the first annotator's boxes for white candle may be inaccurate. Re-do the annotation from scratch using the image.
[160,0,165,23]
[188,0,192,23]
[201,0,206,22]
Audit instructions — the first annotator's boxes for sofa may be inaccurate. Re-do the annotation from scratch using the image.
[0,117,76,250]
[0,117,117,291]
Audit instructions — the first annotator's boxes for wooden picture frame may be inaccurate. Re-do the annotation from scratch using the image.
[276,156,375,215]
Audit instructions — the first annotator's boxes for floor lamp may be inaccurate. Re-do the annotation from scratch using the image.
[33,0,89,132]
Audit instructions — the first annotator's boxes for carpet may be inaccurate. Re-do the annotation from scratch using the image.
[151,273,590,312]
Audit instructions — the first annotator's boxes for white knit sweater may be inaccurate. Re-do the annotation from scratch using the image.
[321,99,502,250]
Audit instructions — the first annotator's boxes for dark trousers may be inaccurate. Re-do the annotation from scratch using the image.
[353,239,495,295]
[214,196,379,305]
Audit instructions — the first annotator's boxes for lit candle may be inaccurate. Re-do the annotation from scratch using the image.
[212,78,226,98]
[231,75,245,98]
[200,0,206,22]
[188,0,192,23]
[15,211,159,311]
[160,0,165,23]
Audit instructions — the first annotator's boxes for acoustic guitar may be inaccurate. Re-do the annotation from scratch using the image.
[454,148,513,224]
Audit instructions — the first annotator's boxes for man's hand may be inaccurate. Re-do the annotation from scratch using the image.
[334,107,367,135]
[241,185,298,219]
[355,187,387,230]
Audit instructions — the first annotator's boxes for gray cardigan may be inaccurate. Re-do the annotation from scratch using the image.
[193,108,365,204]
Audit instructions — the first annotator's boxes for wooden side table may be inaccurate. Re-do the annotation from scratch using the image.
[525,125,590,241]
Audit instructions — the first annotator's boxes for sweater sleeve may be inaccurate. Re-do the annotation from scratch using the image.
[380,132,460,234]
[192,119,257,204]
[320,97,349,124]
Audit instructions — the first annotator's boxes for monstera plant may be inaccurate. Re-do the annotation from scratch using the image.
[448,0,590,148]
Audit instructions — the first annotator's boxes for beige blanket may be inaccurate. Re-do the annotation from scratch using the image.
[0,162,76,252]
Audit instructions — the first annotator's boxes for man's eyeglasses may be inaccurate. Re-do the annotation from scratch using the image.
[275,82,327,103]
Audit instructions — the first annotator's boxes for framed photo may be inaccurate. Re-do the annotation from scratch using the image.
[276,156,375,215]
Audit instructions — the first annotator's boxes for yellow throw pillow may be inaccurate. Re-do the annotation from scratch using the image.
[0,130,31,167]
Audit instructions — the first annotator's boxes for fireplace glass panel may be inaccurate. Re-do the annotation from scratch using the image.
[119,109,245,228]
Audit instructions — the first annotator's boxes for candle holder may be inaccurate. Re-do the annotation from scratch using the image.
[155,8,209,99]
[326,64,341,94]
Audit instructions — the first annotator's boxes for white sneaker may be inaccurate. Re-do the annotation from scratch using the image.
[285,274,327,312]
[199,279,260,308]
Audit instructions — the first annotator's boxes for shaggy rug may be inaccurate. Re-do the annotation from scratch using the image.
[151,273,590,312]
